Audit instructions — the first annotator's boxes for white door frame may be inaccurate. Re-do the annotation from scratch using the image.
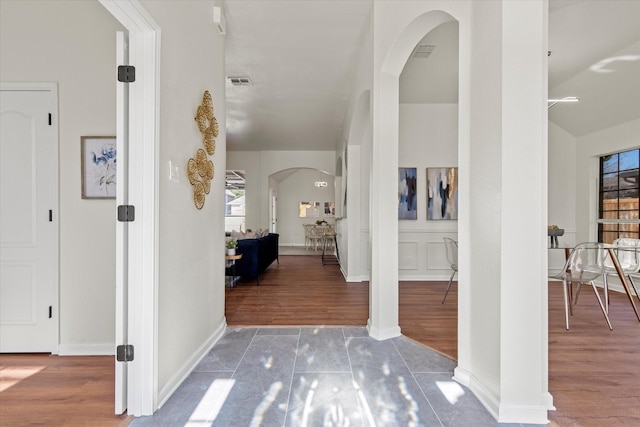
[99,0,160,417]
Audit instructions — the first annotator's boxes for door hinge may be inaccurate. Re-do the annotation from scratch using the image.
[116,344,134,362]
[117,205,135,222]
[117,65,136,83]
[49,210,53,222]
[48,113,52,126]
[49,306,52,318]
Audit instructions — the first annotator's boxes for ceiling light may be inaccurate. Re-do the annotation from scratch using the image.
[547,96,580,109]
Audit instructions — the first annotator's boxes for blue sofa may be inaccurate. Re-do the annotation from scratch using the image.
[234,233,279,285]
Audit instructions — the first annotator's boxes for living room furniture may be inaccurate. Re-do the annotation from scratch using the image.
[225,254,242,289]
[234,233,279,285]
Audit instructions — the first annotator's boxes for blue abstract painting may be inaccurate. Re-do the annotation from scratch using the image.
[398,167,417,220]
[427,167,458,220]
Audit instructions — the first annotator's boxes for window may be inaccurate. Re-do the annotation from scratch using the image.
[598,149,640,243]
[225,170,245,232]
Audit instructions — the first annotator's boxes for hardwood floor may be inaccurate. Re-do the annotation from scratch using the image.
[2,254,638,426]
[0,354,132,426]
[227,255,640,426]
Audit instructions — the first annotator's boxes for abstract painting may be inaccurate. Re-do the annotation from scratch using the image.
[398,167,417,220]
[427,167,458,220]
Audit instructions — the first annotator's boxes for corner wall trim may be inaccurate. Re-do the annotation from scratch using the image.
[157,321,227,409]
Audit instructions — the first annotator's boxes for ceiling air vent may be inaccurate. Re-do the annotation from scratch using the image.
[227,76,252,86]
[411,44,436,59]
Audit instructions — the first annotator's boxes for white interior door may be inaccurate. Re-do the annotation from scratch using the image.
[115,30,130,414]
[271,192,277,233]
[0,84,58,353]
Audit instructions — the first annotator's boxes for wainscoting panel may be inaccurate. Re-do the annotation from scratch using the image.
[426,240,450,271]
[399,230,457,280]
[398,241,418,270]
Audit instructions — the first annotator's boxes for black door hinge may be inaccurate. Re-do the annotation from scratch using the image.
[48,113,52,126]
[116,344,134,362]
[117,205,135,222]
[117,65,136,83]
[49,210,53,222]
[49,306,52,318]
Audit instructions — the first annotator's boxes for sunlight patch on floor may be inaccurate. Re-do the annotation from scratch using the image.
[250,381,283,427]
[0,365,45,392]
[436,380,465,405]
[353,379,376,426]
[185,378,235,426]
[397,376,419,425]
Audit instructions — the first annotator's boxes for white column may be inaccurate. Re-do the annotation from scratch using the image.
[499,0,551,421]
[455,1,550,424]
[368,70,401,340]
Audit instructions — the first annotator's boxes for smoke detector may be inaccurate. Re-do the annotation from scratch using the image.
[227,76,252,86]
[411,44,436,59]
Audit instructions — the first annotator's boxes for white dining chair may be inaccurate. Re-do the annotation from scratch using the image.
[550,242,612,330]
[441,237,458,304]
[602,238,640,310]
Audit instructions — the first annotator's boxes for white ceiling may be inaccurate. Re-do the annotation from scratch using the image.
[224,0,640,152]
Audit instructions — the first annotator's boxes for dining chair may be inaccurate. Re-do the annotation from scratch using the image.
[441,237,458,304]
[549,242,612,330]
[303,224,319,251]
[573,238,640,312]
[597,238,640,312]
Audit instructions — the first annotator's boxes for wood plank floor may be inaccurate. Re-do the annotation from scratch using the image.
[0,353,132,426]
[2,254,639,426]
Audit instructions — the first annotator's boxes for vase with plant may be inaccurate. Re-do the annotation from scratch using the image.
[226,239,237,256]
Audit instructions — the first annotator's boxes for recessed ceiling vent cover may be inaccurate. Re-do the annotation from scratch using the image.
[227,76,252,86]
[411,44,436,59]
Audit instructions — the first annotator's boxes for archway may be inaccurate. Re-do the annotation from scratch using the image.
[397,19,459,358]
[368,8,457,342]
[371,3,551,423]
[269,167,336,249]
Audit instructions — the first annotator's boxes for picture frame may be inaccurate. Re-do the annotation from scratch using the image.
[398,167,417,220]
[81,136,117,199]
[299,201,320,218]
[427,167,458,220]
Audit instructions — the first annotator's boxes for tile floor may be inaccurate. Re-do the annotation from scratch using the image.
[130,327,544,427]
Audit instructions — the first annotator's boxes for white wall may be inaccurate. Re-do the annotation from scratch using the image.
[339,13,372,282]
[227,150,336,232]
[398,103,458,280]
[277,169,335,246]
[548,121,577,272]
[0,0,124,354]
[139,0,227,403]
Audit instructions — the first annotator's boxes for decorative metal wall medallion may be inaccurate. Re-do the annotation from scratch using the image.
[188,90,218,209]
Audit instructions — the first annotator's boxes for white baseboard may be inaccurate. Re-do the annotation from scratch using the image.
[58,343,114,356]
[453,366,550,424]
[157,320,227,409]
[366,319,401,341]
[453,366,500,421]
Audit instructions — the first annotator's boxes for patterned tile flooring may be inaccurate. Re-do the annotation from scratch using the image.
[131,327,543,426]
